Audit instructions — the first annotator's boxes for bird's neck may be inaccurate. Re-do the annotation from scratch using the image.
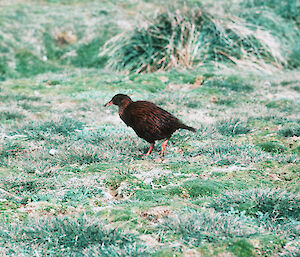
[118,99,132,116]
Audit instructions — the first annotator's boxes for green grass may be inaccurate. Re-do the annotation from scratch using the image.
[208,189,300,222]
[101,1,300,73]
[161,211,259,247]
[258,141,287,153]
[0,0,299,256]
[0,216,145,256]
[216,118,251,136]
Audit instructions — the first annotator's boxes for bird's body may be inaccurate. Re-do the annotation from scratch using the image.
[104,94,196,156]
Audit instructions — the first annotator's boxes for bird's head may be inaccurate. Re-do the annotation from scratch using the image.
[104,94,132,107]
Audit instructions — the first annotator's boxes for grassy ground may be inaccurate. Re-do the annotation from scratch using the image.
[0,0,300,256]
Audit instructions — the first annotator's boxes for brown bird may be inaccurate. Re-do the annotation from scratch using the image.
[104,94,196,156]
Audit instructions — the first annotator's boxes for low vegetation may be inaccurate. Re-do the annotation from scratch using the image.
[0,0,299,256]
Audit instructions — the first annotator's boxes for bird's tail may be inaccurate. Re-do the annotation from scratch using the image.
[180,123,196,132]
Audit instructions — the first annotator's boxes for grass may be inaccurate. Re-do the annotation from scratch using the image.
[101,1,300,73]
[258,141,287,153]
[162,210,259,242]
[208,189,300,223]
[0,216,145,256]
[216,118,251,136]
[278,126,300,137]
[0,0,299,256]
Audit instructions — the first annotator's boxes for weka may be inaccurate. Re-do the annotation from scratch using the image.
[104,94,196,156]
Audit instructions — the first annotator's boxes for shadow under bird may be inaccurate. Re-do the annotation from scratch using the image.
[104,94,196,156]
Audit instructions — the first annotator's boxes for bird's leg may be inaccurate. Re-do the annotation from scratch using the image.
[145,143,154,156]
[160,139,169,157]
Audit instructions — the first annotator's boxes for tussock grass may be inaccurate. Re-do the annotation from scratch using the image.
[101,1,300,73]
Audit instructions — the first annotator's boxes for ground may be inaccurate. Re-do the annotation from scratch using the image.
[0,0,299,256]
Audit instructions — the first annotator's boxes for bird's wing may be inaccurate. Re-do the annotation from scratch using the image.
[123,102,179,135]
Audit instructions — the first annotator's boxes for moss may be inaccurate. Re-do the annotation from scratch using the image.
[227,239,254,257]
[181,179,222,198]
[110,209,135,222]
[133,189,169,202]
[258,141,287,153]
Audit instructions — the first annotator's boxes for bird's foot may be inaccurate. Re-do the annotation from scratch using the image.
[145,143,154,156]
[159,139,169,157]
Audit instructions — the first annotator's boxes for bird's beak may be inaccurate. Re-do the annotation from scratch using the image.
[104,101,113,107]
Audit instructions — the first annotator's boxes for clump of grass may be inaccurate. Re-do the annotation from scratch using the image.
[186,141,269,166]
[0,216,144,256]
[292,145,300,155]
[258,141,287,153]
[216,118,250,136]
[253,115,294,125]
[215,97,235,106]
[101,8,205,73]
[101,2,295,73]
[161,211,259,247]
[278,126,300,137]
[110,209,135,222]
[208,189,300,223]
[237,0,300,68]
[134,179,233,202]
